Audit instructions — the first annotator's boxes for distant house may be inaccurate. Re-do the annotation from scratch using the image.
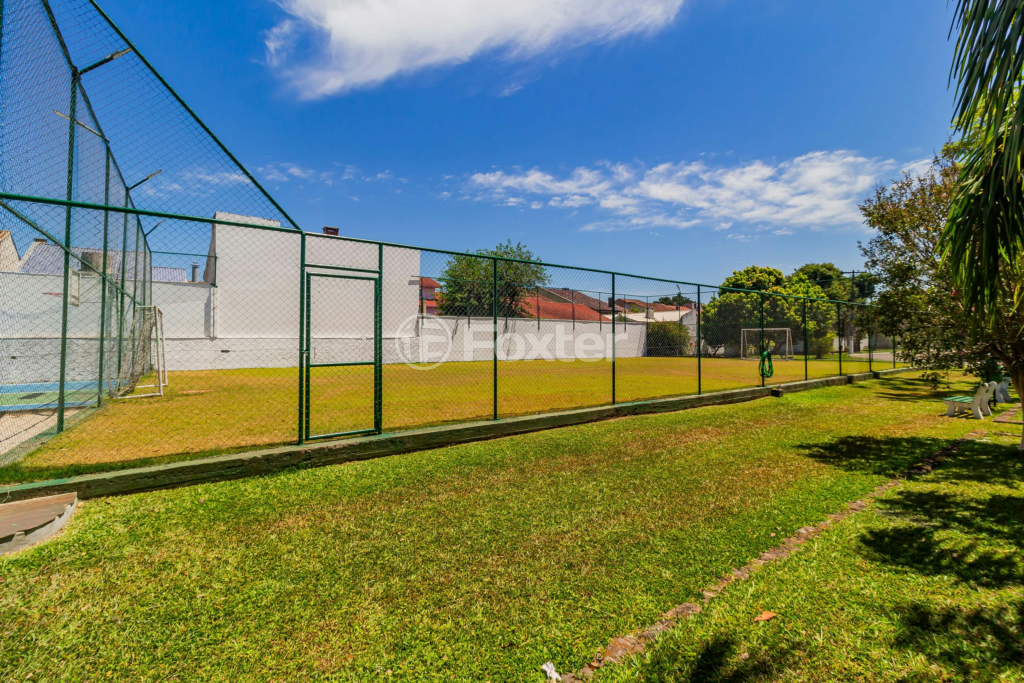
[3,236,191,283]
[540,287,624,317]
[419,277,439,316]
[523,296,610,322]
[611,298,693,323]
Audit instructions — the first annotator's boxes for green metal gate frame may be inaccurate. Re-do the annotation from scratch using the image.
[302,271,382,442]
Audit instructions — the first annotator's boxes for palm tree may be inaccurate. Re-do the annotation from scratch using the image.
[942,0,1024,318]
[944,1,1024,450]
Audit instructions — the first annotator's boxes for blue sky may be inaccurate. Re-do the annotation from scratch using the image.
[99,0,954,286]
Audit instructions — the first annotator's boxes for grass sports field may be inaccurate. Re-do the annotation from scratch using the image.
[0,375,1011,681]
[2,354,892,483]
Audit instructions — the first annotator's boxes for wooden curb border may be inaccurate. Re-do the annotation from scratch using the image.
[0,369,913,503]
[555,427,984,682]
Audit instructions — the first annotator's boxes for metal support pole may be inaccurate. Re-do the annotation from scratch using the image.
[894,335,898,369]
[96,150,111,407]
[303,272,311,439]
[56,77,77,433]
[536,286,540,329]
[375,243,383,433]
[697,285,702,395]
[571,289,575,331]
[838,303,843,377]
[116,201,128,389]
[492,258,498,420]
[297,231,306,444]
[759,294,765,387]
[612,274,616,405]
[868,313,873,373]
[803,299,808,382]
[645,295,649,353]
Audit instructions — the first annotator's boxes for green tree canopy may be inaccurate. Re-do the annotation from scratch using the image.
[700,266,836,358]
[657,293,695,307]
[435,240,549,318]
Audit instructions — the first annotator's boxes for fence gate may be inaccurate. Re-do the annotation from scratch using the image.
[303,272,382,441]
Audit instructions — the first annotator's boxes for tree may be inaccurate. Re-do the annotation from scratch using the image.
[942,0,1024,321]
[435,240,549,318]
[646,321,693,357]
[699,266,835,358]
[790,262,877,302]
[657,293,695,307]
[861,149,1024,449]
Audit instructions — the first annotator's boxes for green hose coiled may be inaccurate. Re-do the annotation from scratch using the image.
[759,350,774,379]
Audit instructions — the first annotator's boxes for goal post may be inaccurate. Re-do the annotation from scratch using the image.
[740,328,793,360]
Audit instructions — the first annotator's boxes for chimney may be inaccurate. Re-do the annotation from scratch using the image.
[81,250,103,275]
[191,262,199,283]
[322,226,339,236]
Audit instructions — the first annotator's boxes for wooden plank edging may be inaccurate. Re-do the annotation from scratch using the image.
[0,369,914,502]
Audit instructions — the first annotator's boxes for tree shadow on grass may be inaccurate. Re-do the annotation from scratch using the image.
[893,600,1024,681]
[859,440,1024,678]
[642,634,795,683]
[796,435,948,478]
[857,440,1023,588]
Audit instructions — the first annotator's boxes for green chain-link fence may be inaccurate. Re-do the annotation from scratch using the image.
[0,0,905,480]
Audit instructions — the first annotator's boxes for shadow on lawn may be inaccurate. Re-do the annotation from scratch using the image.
[642,634,794,683]
[796,435,948,477]
[893,600,1024,681]
[860,439,1024,678]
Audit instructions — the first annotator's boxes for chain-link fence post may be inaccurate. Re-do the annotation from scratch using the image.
[803,298,808,382]
[868,308,873,373]
[758,293,765,387]
[374,243,383,433]
[894,334,898,369]
[297,231,306,444]
[611,273,616,404]
[96,149,111,407]
[697,284,702,395]
[492,257,498,420]
[56,77,78,433]
[838,302,843,377]
[116,199,129,390]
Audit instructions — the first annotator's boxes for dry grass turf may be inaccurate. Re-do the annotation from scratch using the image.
[4,354,884,483]
[0,374,996,681]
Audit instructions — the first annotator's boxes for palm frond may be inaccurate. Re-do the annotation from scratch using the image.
[943,0,1024,318]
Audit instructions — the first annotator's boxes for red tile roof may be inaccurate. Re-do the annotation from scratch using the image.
[420,277,440,288]
[524,298,611,322]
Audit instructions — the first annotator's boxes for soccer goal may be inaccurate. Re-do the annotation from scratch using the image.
[121,307,169,399]
[740,328,793,360]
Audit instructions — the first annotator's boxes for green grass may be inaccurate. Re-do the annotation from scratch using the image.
[3,354,893,484]
[0,375,992,681]
[593,431,1024,682]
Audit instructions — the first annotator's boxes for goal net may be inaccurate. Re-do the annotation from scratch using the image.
[740,328,793,360]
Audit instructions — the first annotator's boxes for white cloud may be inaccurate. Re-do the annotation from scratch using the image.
[469,151,899,233]
[899,157,934,179]
[257,162,316,182]
[266,0,684,98]
[774,228,794,235]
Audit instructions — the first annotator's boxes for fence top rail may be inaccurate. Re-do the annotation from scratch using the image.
[1,192,871,309]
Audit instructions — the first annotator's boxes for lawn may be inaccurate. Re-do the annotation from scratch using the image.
[594,430,1024,682]
[2,354,890,484]
[0,374,991,681]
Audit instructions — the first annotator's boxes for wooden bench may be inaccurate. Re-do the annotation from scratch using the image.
[943,382,996,419]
